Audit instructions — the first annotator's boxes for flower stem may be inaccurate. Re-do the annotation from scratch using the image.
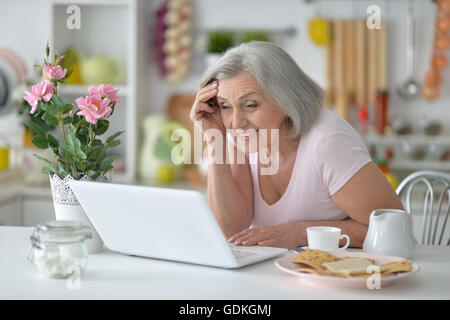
[89,124,94,146]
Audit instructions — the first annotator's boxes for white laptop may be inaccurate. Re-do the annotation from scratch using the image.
[69,181,288,268]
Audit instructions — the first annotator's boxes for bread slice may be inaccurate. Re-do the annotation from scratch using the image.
[322,258,387,275]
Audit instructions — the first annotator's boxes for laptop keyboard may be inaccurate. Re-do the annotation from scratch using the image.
[231,248,259,260]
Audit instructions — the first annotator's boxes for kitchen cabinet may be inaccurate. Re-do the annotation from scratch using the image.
[48,0,147,183]
[0,190,54,227]
[0,196,20,226]
[21,195,54,227]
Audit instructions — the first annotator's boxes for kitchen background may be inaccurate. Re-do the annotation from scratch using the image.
[0,0,449,230]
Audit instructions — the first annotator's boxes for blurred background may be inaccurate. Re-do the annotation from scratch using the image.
[0,0,448,227]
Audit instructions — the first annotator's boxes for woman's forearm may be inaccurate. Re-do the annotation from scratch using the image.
[207,162,252,239]
[291,219,369,248]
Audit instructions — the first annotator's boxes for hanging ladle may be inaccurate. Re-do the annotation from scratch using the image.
[397,0,421,100]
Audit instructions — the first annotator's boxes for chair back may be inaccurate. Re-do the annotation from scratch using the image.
[396,171,450,245]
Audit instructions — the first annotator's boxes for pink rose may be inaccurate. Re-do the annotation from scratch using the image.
[24,81,55,114]
[76,95,112,125]
[42,63,67,81]
[88,84,121,104]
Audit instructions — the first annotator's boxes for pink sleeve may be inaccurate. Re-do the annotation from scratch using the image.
[315,131,372,196]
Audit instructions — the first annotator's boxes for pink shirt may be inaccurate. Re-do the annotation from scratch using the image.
[248,107,372,227]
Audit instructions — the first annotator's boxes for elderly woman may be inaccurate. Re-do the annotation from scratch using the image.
[189,41,403,249]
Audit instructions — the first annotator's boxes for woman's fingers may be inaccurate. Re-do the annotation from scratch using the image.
[257,238,282,247]
[196,82,218,103]
[239,232,276,246]
[190,88,218,121]
[232,228,263,244]
[229,226,273,245]
[197,87,218,103]
[196,103,215,115]
[190,103,212,121]
[228,228,253,243]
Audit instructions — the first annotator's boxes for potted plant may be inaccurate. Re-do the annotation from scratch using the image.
[205,31,234,68]
[237,31,270,44]
[23,42,124,253]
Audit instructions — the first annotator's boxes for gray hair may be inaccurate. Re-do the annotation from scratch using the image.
[199,41,324,138]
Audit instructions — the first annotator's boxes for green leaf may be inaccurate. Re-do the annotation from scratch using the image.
[106,131,124,144]
[49,145,60,157]
[71,113,81,126]
[42,112,59,127]
[47,133,59,148]
[32,135,48,149]
[33,154,55,167]
[60,144,72,156]
[52,95,66,109]
[63,116,72,125]
[78,127,88,136]
[57,163,69,178]
[87,146,103,161]
[100,155,117,171]
[27,120,46,137]
[92,139,103,146]
[42,99,59,116]
[90,172,101,180]
[41,166,56,175]
[34,114,54,130]
[63,104,73,115]
[94,120,109,136]
[77,133,88,146]
[106,140,120,149]
[67,134,86,159]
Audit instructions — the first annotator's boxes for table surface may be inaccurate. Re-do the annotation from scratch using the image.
[1,226,450,300]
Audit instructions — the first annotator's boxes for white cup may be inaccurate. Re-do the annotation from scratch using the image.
[306,226,350,251]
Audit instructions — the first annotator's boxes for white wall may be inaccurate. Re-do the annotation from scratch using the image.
[0,0,449,144]
[0,0,50,146]
[144,0,449,135]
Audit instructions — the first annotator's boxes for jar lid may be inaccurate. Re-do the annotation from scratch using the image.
[31,220,92,247]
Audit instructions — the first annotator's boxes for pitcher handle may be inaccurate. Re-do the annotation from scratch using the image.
[337,234,350,251]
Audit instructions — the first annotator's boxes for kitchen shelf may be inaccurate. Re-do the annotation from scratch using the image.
[363,133,450,172]
[390,160,450,172]
[363,133,450,145]
[48,0,139,182]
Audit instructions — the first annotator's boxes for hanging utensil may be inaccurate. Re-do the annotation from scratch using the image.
[356,18,370,135]
[375,19,389,135]
[378,19,388,91]
[334,19,349,121]
[367,19,378,108]
[397,0,421,100]
[344,19,355,106]
[325,42,334,108]
[325,20,334,109]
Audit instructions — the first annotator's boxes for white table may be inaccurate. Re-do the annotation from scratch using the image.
[1,226,449,300]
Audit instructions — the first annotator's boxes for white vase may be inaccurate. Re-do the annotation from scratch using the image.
[49,174,107,254]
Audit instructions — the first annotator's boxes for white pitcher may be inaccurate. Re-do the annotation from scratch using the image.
[363,209,417,259]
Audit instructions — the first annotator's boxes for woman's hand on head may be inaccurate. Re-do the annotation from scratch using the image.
[228,223,302,249]
[190,80,226,135]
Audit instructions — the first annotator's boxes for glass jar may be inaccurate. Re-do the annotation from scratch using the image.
[28,220,92,278]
